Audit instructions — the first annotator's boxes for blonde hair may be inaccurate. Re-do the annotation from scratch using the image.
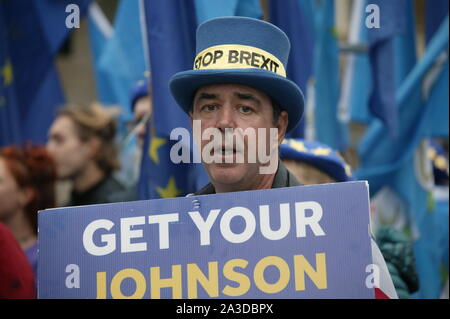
[58,103,121,174]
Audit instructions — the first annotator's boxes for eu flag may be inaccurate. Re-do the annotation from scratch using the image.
[195,0,262,24]
[139,0,203,199]
[88,0,147,121]
[366,0,408,137]
[425,0,449,44]
[345,0,373,125]
[88,0,148,187]
[268,0,314,139]
[0,0,91,147]
[356,16,449,298]
[422,1,449,138]
[0,14,21,145]
[311,0,348,150]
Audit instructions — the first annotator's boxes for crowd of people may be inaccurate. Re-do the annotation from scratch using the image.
[1,16,448,300]
[0,80,152,298]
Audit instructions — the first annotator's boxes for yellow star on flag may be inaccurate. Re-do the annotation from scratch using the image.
[1,60,13,86]
[344,164,352,177]
[427,148,437,160]
[156,176,182,198]
[312,147,332,156]
[290,140,308,153]
[435,155,448,171]
[148,136,167,164]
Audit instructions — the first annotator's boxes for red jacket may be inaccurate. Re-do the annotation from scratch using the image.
[0,222,36,299]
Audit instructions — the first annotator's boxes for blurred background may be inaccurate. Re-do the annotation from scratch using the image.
[0,0,448,299]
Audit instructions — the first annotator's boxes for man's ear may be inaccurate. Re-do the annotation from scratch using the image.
[276,111,289,145]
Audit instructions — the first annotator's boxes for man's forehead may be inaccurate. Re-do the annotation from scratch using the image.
[194,83,269,100]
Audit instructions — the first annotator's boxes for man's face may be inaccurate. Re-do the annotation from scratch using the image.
[133,95,153,148]
[46,116,92,180]
[191,83,288,191]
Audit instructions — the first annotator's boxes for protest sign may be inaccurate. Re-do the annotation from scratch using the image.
[38,181,374,299]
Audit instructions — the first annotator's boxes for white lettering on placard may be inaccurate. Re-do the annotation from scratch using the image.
[82,201,325,256]
[220,207,257,244]
[188,209,221,246]
[83,219,116,256]
[295,201,326,237]
[148,213,179,249]
[259,203,291,240]
[121,216,147,253]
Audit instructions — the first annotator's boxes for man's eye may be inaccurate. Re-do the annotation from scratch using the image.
[202,104,217,112]
[238,105,253,114]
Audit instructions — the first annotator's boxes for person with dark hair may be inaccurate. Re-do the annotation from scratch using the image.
[46,103,132,206]
[0,143,56,274]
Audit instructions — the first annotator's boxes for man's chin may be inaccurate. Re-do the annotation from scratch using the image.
[207,163,248,186]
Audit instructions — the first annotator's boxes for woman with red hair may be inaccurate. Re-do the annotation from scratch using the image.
[0,144,56,275]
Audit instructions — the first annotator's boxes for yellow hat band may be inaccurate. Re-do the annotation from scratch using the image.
[193,44,287,77]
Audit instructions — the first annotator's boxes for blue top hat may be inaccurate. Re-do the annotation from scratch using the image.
[280,138,353,182]
[169,16,304,133]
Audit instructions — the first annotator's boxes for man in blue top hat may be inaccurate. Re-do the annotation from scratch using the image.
[170,16,303,194]
[169,16,397,298]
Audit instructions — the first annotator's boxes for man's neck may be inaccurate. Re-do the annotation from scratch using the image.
[73,162,105,193]
[214,171,276,193]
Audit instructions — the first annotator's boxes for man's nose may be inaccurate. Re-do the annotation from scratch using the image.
[216,105,236,131]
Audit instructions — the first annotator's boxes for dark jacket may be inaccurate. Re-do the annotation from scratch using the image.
[68,174,132,207]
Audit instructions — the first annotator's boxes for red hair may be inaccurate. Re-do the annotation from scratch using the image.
[0,144,56,234]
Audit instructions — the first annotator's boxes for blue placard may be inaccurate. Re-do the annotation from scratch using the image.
[38,181,374,299]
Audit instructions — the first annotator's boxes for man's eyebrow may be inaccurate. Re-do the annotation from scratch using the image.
[195,92,218,103]
[234,92,261,106]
